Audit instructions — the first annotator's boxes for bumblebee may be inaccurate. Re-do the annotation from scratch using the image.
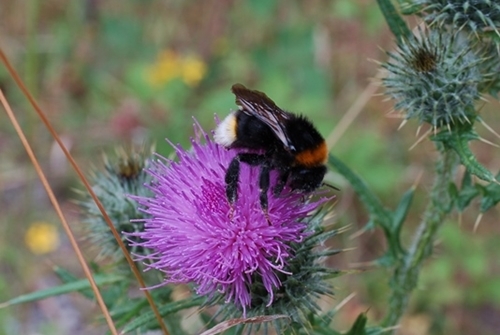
[215,83,328,216]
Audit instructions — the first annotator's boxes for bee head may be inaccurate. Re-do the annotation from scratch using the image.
[289,165,327,193]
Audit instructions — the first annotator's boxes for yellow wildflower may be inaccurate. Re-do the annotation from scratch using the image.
[146,50,182,87]
[25,222,60,254]
[145,50,207,87]
[181,56,207,87]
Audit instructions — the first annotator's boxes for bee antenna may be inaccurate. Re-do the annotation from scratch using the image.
[322,182,340,191]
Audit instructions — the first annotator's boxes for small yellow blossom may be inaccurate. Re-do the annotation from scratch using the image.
[146,50,181,87]
[181,56,207,87]
[145,50,207,87]
[25,222,60,254]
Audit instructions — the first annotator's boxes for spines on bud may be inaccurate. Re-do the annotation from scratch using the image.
[77,145,154,262]
[405,0,500,36]
[383,28,482,129]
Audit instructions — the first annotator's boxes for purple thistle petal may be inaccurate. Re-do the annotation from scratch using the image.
[127,122,328,311]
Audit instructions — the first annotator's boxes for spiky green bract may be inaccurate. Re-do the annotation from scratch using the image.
[383,29,482,128]
[213,205,343,334]
[407,0,500,36]
[77,146,154,262]
[478,39,500,97]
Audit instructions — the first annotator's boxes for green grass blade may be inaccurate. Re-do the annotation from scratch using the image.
[0,274,124,308]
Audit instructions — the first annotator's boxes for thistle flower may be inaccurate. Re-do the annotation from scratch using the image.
[217,207,342,332]
[128,122,334,316]
[78,146,154,261]
[383,29,482,129]
[406,0,500,36]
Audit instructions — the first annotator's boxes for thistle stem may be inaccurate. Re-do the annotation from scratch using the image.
[382,146,459,328]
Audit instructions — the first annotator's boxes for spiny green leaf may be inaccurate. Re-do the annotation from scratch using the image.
[109,298,149,329]
[449,182,459,202]
[456,172,481,211]
[376,250,398,267]
[479,172,500,212]
[316,249,343,257]
[329,154,407,267]
[344,313,368,335]
[376,0,411,41]
[313,309,337,329]
[432,128,497,183]
[397,0,420,15]
[328,154,392,230]
[121,296,204,333]
[390,186,414,243]
[392,187,414,231]
[364,219,376,231]
[341,313,388,335]
[378,186,415,264]
[200,312,219,333]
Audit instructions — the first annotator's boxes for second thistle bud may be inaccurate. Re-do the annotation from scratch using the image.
[78,146,154,262]
[406,0,500,36]
[382,29,482,129]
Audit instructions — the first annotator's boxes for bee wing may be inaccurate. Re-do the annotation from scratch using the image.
[231,84,295,151]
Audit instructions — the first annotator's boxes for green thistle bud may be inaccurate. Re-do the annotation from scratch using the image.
[382,29,482,129]
[77,145,154,262]
[407,0,500,36]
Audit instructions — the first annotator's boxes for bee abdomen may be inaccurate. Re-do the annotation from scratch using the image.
[294,141,327,167]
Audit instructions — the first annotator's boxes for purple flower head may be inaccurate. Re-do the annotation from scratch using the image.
[129,121,329,312]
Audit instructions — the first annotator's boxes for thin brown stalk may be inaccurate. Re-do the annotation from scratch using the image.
[0,90,118,335]
[326,78,381,149]
[0,49,169,335]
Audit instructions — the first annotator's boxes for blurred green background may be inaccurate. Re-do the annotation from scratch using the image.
[0,1,499,334]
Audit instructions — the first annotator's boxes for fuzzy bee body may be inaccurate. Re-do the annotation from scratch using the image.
[215,84,328,216]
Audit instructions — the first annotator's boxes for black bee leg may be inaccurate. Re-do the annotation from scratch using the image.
[225,153,267,219]
[273,171,289,197]
[225,156,241,219]
[258,164,272,224]
[238,153,272,223]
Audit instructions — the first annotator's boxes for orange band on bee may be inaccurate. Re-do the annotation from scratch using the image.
[295,141,328,167]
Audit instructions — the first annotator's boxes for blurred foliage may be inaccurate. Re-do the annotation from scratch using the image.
[420,223,500,307]
[0,0,499,334]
